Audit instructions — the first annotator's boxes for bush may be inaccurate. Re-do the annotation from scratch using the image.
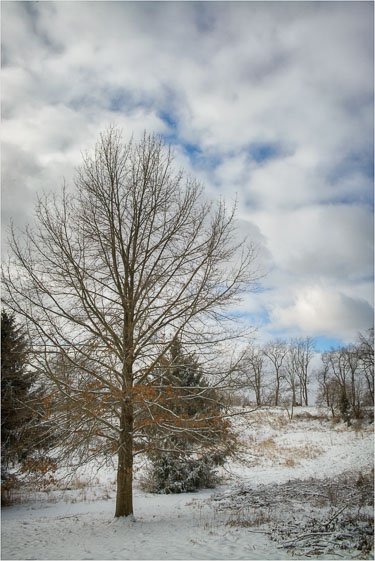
[142,452,220,494]
[339,391,351,426]
[1,470,19,506]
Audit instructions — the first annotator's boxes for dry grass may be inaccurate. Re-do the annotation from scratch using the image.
[248,410,290,430]
[247,436,322,466]
[65,477,90,490]
[293,410,331,423]
[256,437,277,451]
[226,507,272,528]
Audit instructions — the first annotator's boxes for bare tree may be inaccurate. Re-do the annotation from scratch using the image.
[284,343,300,407]
[290,337,315,406]
[240,343,267,406]
[316,360,340,417]
[357,329,374,404]
[342,346,362,418]
[322,349,348,395]
[320,344,368,422]
[317,330,373,421]
[263,339,288,406]
[2,128,258,517]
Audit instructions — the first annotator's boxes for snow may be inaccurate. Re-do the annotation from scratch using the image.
[2,490,290,560]
[2,407,373,560]
[227,408,374,486]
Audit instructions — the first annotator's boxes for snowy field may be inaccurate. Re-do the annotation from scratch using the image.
[2,407,374,560]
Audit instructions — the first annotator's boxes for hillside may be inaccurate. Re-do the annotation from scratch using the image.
[2,407,373,560]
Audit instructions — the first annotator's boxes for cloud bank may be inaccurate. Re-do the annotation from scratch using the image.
[1,1,373,347]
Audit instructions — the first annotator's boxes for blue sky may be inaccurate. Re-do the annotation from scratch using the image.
[1,1,373,349]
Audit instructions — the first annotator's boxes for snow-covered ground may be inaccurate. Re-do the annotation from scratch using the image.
[2,407,374,560]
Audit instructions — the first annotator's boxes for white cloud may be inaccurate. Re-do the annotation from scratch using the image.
[271,284,373,341]
[1,1,373,344]
[251,204,373,281]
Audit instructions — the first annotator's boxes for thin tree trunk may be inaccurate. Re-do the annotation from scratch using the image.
[275,374,279,406]
[255,369,261,406]
[304,382,308,406]
[351,372,356,410]
[291,384,296,406]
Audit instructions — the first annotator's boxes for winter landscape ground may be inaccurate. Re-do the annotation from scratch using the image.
[1,407,374,561]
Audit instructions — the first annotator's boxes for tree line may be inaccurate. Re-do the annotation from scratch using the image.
[316,329,374,423]
[235,330,374,423]
[237,336,315,407]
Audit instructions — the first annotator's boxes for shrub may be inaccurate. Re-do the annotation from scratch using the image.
[1,470,19,506]
[142,452,220,494]
[339,391,351,426]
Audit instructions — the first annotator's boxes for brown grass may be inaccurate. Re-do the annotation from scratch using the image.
[246,436,322,467]
[226,508,272,528]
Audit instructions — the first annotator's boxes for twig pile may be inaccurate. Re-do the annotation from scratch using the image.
[209,471,374,558]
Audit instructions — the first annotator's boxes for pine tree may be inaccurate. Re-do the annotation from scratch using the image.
[168,338,216,417]
[1,310,34,468]
[1,310,52,477]
[143,338,232,493]
[1,311,57,504]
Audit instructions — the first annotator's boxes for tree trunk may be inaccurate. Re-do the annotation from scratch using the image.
[275,375,279,406]
[304,382,308,406]
[255,372,261,406]
[325,385,330,409]
[115,399,134,517]
[291,384,296,407]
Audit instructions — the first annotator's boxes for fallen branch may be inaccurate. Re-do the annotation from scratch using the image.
[324,504,349,529]
[277,531,335,546]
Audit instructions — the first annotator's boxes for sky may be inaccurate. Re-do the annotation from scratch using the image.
[1,1,374,351]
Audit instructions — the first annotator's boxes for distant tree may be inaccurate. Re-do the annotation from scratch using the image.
[2,128,258,517]
[290,337,315,406]
[320,348,351,423]
[263,339,288,406]
[324,348,349,394]
[240,343,267,406]
[342,345,362,418]
[316,360,340,417]
[319,335,373,422]
[339,389,351,426]
[284,343,300,408]
[357,329,374,404]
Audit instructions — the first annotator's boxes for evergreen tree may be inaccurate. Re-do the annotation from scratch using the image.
[168,338,217,417]
[1,310,33,467]
[1,310,50,474]
[143,338,232,494]
[339,389,351,426]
